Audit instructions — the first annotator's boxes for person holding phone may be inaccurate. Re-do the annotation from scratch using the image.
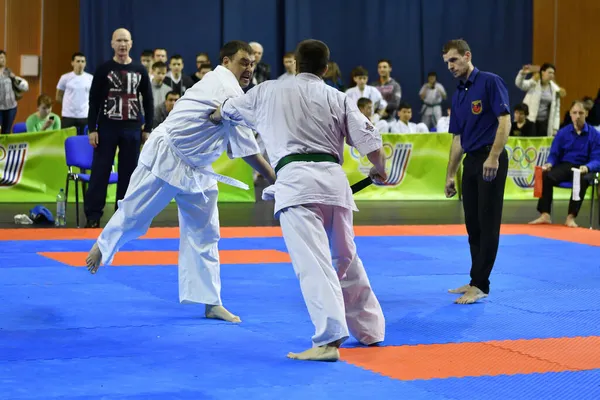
[515,63,561,136]
[26,94,61,132]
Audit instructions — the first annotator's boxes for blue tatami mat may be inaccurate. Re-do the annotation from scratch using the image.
[1,232,599,399]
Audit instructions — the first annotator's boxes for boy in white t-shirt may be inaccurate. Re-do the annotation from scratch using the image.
[345,66,387,118]
[389,102,430,134]
[56,52,93,135]
[357,97,389,133]
[436,107,451,133]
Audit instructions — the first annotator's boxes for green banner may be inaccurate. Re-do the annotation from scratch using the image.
[1,129,581,203]
[0,128,255,203]
[342,133,579,200]
[505,136,569,200]
[343,133,454,200]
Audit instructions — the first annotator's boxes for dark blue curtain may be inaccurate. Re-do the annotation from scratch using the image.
[222,0,284,79]
[284,0,424,109]
[80,0,222,75]
[81,0,532,110]
[420,0,533,112]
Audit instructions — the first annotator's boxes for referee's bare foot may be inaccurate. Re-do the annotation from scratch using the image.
[529,213,551,225]
[287,346,340,362]
[86,242,102,274]
[205,304,241,323]
[565,215,578,228]
[448,284,471,294]
[455,286,488,304]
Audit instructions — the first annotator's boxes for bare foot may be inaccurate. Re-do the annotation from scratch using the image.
[455,286,488,304]
[205,304,241,323]
[529,213,552,225]
[565,215,578,228]
[287,346,340,362]
[448,284,471,294]
[86,242,102,274]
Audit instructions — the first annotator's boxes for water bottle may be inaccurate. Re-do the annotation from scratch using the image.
[55,189,66,227]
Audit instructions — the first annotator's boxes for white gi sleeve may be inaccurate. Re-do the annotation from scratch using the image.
[221,84,261,130]
[226,124,260,159]
[344,97,383,156]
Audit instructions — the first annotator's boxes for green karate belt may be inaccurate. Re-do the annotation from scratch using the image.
[274,153,339,174]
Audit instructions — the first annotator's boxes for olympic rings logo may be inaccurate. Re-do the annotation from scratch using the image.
[350,142,395,166]
[506,146,541,169]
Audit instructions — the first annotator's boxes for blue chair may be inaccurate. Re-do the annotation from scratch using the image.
[556,172,599,229]
[12,122,27,133]
[64,135,118,228]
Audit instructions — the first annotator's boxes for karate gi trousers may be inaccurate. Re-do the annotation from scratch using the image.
[421,104,443,130]
[278,203,385,347]
[96,164,223,306]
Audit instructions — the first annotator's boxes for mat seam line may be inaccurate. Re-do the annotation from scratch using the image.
[481,342,586,372]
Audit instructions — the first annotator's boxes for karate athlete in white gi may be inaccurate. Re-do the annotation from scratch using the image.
[86,41,276,323]
[211,39,388,361]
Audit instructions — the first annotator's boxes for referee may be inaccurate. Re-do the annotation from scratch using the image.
[442,39,511,304]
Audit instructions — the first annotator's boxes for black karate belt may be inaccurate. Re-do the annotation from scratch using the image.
[351,177,373,194]
[274,153,339,174]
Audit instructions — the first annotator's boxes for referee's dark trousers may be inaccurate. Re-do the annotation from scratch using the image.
[84,127,142,222]
[461,145,508,294]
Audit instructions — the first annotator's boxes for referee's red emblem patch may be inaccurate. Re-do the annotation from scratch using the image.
[471,100,482,115]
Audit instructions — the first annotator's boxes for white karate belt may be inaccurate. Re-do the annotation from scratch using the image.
[164,135,249,192]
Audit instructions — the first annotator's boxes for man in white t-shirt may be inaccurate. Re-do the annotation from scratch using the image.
[56,52,93,135]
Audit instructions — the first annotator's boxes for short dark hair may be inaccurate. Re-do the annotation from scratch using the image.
[152,61,167,70]
[427,71,437,78]
[295,39,329,75]
[196,52,210,60]
[165,90,181,100]
[378,59,392,68]
[540,63,555,73]
[398,102,412,111]
[514,103,529,116]
[169,54,184,62]
[153,48,167,56]
[219,41,254,64]
[199,63,212,71]
[0,50,6,56]
[442,39,471,56]
[352,66,368,78]
[141,49,153,57]
[357,97,372,109]
[71,52,85,61]
[283,52,295,59]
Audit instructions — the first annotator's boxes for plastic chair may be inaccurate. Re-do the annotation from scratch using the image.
[64,136,118,227]
[12,122,27,133]
[556,172,599,229]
